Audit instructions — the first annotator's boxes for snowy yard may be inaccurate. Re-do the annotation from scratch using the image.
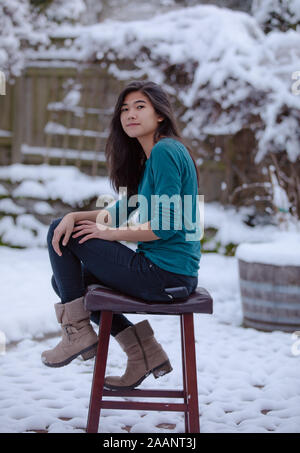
[1,245,299,433]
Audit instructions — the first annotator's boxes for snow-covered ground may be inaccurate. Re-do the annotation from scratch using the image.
[0,244,299,433]
[0,165,299,432]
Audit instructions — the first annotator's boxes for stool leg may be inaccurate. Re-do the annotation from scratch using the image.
[180,315,189,433]
[181,313,200,433]
[86,311,113,433]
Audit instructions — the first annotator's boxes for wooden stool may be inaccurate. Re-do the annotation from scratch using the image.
[84,285,213,433]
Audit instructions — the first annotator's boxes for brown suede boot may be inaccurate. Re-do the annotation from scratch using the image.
[104,320,172,390]
[41,296,98,367]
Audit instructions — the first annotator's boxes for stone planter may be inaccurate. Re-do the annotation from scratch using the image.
[236,237,300,332]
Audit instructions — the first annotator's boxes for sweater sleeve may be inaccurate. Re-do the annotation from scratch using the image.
[105,196,138,228]
[149,142,182,240]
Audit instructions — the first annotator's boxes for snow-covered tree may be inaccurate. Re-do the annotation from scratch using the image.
[0,0,87,79]
[0,1,46,78]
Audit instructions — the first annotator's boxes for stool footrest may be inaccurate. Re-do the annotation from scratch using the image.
[103,389,184,398]
[101,400,188,412]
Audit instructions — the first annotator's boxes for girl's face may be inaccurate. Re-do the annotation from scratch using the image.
[120,91,163,141]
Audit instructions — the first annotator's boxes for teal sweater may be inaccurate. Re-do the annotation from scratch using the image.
[106,138,201,277]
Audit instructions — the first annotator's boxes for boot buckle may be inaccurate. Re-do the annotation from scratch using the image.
[63,324,77,340]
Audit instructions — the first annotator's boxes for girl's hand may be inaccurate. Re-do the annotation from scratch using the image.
[52,213,76,256]
[72,220,117,244]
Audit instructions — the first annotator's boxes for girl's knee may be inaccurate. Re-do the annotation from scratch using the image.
[47,217,63,246]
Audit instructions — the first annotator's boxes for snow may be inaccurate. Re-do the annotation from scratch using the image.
[0,163,115,206]
[236,232,300,266]
[0,130,12,138]
[0,198,26,214]
[0,215,48,247]
[33,201,54,215]
[44,122,106,138]
[252,0,300,28]
[13,180,49,200]
[204,203,279,247]
[45,0,86,24]
[21,144,106,162]
[0,184,8,196]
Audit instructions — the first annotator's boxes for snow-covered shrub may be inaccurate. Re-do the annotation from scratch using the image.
[251,0,300,33]
[41,0,86,24]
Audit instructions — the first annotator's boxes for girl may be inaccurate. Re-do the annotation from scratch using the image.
[42,81,201,390]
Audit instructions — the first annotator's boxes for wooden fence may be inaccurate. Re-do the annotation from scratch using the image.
[0,62,228,201]
[0,64,128,176]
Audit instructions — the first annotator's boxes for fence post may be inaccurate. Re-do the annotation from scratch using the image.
[0,71,5,95]
[11,75,25,163]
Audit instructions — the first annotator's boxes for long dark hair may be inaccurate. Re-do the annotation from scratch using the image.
[105,80,199,198]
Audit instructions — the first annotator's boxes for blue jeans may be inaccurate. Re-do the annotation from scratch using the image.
[47,217,198,337]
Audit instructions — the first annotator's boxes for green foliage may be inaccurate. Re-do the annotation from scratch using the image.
[30,0,53,13]
[224,242,237,256]
[201,227,238,256]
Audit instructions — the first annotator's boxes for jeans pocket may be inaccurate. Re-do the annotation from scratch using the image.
[142,256,166,288]
[150,261,198,296]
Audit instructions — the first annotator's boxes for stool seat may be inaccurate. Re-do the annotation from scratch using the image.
[84,285,213,315]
